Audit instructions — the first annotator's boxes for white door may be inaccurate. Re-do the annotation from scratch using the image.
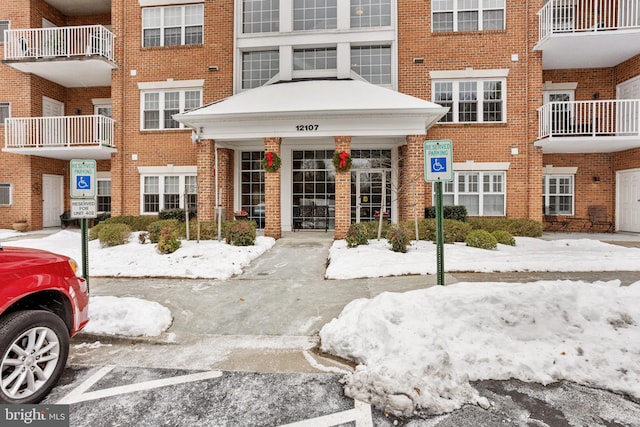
[43,174,64,227]
[616,75,640,136]
[42,96,64,146]
[617,169,640,233]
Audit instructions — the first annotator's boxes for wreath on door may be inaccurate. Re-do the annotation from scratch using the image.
[333,150,352,172]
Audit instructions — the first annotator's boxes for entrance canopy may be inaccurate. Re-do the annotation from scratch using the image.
[174,80,448,141]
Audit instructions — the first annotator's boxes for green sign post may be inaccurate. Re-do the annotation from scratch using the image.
[424,140,453,286]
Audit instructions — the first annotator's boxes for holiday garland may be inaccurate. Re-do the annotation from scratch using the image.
[333,150,352,172]
[261,151,282,172]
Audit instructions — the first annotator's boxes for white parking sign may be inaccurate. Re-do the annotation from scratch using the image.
[424,140,453,182]
[70,159,96,198]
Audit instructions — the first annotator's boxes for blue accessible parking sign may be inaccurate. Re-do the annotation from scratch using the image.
[424,140,453,182]
[70,159,96,198]
[430,157,447,173]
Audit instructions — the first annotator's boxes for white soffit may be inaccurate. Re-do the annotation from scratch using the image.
[175,80,449,140]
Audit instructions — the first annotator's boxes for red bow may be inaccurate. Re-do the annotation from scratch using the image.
[339,151,349,168]
[266,152,274,167]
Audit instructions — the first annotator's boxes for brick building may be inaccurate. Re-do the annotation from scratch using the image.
[1,1,639,239]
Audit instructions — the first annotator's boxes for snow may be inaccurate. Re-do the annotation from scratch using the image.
[2,228,640,417]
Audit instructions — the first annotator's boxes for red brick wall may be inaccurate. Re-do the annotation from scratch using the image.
[615,54,640,84]
[543,68,616,101]
[264,138,282,239]
[334,136,351,239]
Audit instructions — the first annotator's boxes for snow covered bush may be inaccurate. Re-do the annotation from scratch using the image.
[492,230,516,246]
[465,229,498,249]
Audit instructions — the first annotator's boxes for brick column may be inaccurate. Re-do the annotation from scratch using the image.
[334,136,352,239]
[196,139,216,221]
[264,138,282,239]
[401,135,427,221]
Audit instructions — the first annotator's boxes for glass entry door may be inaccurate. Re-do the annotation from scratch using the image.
[353,169,391,223]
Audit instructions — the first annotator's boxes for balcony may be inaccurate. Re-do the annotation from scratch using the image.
[3,115,117,160]
[3,25,116,87]
[535,99,640,153]
[534,0,640,69]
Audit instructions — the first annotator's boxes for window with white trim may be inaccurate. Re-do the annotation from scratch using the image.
[242,50,279,89]
[141,89,201,130]
[432,0,505,32]
[433,79,505,123]
[142,4,203,47]
[0,21,9,43]
[243,0,279,33]
[293,0,337,31]
[351,45,391,86]
[142,174,197,214]
[0,102,9,125]
[439,171,506,216]
[350,0,392,28]
[543,175,574,215]
[293,47,337,71]
[0,183,11,205]
[97,179,111,212]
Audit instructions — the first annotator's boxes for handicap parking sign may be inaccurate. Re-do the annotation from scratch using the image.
[430,157,447,173]
[76,175,91,190]
[70,159,96,198]
[424,140,453,182]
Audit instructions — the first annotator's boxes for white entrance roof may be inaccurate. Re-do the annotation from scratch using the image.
[174,80,448,141]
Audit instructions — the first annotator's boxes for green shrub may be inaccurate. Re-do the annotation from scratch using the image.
[102,215,158,231]
[442,219,473,243]
[89,223,105,241]
[465,229,498,250]
[147,219,184,243]
[224,220,256,246]
[468,218,543,237]
[424,205,468,222]
[345,223,369,248]
[98,223,132,247]
[157,227,182,254]
[187,220,219,240]
[492,230,516,246]
[360,220,392,240]
[386,225,411,253]
[159,208,197,222]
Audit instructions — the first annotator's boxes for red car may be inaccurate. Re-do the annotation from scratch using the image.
[0,245,89,404]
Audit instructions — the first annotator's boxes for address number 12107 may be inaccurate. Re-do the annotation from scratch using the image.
[296,124,319,131]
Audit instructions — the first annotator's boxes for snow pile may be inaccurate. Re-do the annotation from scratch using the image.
[325,238,640,279]
[83,296,173,337]
[320,280,640,417]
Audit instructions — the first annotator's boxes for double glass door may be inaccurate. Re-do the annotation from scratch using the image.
[353,169,391,223]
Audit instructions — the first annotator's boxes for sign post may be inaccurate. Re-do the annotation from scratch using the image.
[424,140,454,286]
[70,159,97,287]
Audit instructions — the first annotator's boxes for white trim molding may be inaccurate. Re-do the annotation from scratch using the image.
[454,161,510,171]
[139,0,203,6]
[138,165,197,174]
[543,82,578,91]
[137,79,205,90]
[430,68,510,80]
[543,165,578,175]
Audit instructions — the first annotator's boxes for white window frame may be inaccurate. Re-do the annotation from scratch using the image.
[437,170,507,216]
[543,174,575,216]
[0,20,10,43]
[350,44,392,87]
[432,78,506,123]
[138,80,203,130]
[141,4,204,47]
[138,166,197,214]
[293,0,338,31]
[0,102,10,125]
[350,0,392,28]
[241,50,280,89]
[432,0,506,32]
[97,173,112,213]
[0,182,12,206]
[242,0,280,34]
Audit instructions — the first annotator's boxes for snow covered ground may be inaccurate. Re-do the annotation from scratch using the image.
[2,228,640,416]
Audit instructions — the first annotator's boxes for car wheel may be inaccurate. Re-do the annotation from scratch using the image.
[0,310,70,404]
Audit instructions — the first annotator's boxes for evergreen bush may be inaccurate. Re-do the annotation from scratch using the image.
[147,219,184,243]
[468,218,543,237]
[102,215,159,231]
[224,220,256,246]
[492,230,516,246]
[345,223,369,248]
[386,225,411,253]
[465,229,498,250]
[98,223,132,247]
[157,227,182,254]
[424,205,468,222]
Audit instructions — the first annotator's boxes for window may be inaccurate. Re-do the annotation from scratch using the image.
[433,79,505,123]
[141,89,201,130]
[293,48,337,71]
[0,102,9,125]
[440,171,506,216]
[0,20,9,43]
[97,179,111,212]
[243,0,279,33]
[142,4,203,47]
[0,183,11,206]
[142,174,197,214]
[351,45,391,86]
[242,50,279,89]
[432,0,505,32]
[350,0,391,28]
[293,0,337,31]
[543,175,574,215]
[240,152,265,228]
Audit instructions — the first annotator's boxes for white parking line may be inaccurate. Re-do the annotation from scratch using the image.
[278,399,373,427]
[58,366,223,405]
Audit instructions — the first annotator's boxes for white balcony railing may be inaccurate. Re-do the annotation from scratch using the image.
[539,0,640,40]
[3,25,114,61]
[4,115,115,149]
[538,99,640,139]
